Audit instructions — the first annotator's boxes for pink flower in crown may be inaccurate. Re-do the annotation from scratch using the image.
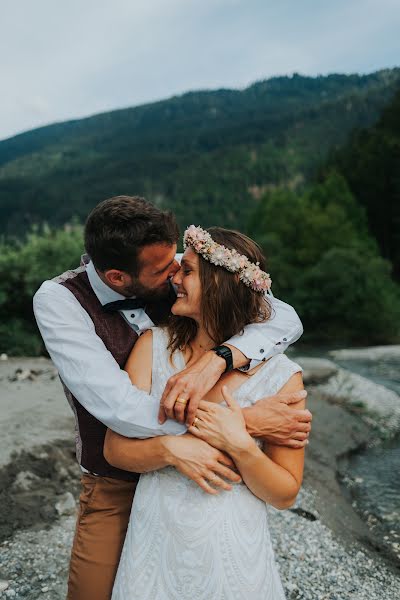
[194,240,204,252]
[184,224,272,293]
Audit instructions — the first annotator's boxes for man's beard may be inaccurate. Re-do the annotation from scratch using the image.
[122,279,171,302]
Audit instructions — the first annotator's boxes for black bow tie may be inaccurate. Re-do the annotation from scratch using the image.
[102,298,147,313]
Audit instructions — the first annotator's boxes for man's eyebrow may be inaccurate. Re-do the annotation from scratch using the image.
[154,258,174,274]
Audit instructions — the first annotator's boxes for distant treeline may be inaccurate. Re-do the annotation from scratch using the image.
[1,171,399,356]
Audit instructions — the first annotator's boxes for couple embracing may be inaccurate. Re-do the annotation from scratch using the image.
[34,196,311,600]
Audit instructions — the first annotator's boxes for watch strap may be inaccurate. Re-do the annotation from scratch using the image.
[212,345,234,373]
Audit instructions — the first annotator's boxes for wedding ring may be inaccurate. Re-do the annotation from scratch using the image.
[193,417,200,427]
[176,397,188,405]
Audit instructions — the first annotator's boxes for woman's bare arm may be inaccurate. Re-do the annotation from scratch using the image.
[189,372,305,509]
[103,330,241,493]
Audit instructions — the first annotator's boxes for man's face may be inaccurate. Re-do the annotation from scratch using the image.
[136,242,180,296]
[102,243,180,298]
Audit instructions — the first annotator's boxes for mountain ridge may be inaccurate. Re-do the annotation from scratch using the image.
[1,68,399,235]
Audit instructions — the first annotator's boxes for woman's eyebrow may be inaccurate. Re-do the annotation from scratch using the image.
[181,258,195,267]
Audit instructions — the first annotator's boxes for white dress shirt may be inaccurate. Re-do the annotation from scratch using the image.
[33,260,303,439]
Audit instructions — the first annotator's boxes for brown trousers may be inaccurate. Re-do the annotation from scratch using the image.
[67,473,137,600]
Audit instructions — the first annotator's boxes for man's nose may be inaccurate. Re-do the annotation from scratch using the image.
[169,260,181,278]
[171,265,182,284]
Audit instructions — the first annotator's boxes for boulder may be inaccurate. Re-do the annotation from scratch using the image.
[55,492,76,516]
[12,471,41,492]
[295,357,338,384]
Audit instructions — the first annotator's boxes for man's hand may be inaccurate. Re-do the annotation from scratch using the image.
[243,390,311,448]
[159,350,226,426]
[162,433,242,495]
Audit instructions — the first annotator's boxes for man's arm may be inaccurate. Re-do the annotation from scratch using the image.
[33,281,186,438]
[227,295,303,368]
[160,295,303,425]
[242,389,311,448]
[103,431,241,495]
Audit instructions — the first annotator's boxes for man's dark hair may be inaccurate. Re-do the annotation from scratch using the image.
[84,196,179,274]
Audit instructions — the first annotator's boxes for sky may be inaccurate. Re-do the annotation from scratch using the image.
[1,0,399,141]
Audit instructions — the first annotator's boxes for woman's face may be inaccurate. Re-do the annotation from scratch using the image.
[171,248,202,322]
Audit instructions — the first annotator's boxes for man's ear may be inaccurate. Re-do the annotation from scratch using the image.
[104,269,128,289]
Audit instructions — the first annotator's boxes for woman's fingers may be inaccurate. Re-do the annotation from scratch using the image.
[158,404,167,424]
[204,471,232,491]
[215,452,236,468]
[187,424,204,438]
[195,408,212,421]
[214,462,242,483]
[196,478,219,495]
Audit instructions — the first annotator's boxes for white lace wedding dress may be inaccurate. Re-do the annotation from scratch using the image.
[112,328,302,600]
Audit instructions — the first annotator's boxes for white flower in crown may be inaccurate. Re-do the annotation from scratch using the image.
[212,245,228,266]
[183,225,272,293]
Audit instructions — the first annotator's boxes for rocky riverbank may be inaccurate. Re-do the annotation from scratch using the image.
[0,352,399,599]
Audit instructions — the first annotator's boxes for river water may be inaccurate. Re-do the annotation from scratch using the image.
[328,351,400,562]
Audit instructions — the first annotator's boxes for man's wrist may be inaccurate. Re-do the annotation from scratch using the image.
[206,350,226,375]
[227,434,257,460]
[242,406,260,437]
[224,344,250,370]
[159,436,176,467]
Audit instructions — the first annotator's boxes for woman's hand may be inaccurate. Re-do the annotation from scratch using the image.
[188,386,254,454]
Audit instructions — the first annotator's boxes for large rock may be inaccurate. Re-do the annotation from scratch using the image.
[317,368,400,431]
[55,492,76,516]
[12,471,41,492]
[295,357,338,384]
[329,345,400,361]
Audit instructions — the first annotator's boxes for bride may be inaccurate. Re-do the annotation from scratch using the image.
[107,226,305,599]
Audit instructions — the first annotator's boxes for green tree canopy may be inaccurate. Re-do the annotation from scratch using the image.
[249,173,400,342]
[0,225,83,355]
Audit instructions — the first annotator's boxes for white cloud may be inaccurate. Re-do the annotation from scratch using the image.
[0,0,399,140]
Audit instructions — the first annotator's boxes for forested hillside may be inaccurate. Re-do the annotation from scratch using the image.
[326,87,400,278]
[1,69,400,353]
[1,69,399,235]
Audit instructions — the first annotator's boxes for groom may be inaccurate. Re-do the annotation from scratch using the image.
[34,196,311,600]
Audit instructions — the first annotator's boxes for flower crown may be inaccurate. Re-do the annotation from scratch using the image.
[183,225,272,293]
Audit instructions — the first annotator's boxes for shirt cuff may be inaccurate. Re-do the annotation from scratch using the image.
[227,331,277,363]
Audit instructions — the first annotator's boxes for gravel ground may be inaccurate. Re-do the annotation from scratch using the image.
[1,355,400,599]
[0,488,399,599]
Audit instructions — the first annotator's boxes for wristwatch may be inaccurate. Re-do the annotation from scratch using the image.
[212,345,234,373]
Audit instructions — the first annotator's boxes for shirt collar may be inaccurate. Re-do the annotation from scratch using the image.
[86,259,129,306]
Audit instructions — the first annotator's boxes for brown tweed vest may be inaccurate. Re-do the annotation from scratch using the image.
[54,264,174,481]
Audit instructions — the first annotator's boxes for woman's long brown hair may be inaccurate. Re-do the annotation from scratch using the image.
[166,227,272,357]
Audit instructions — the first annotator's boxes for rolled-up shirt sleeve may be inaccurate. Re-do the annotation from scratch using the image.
[227,295,303,369]
[33,282,186,439]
